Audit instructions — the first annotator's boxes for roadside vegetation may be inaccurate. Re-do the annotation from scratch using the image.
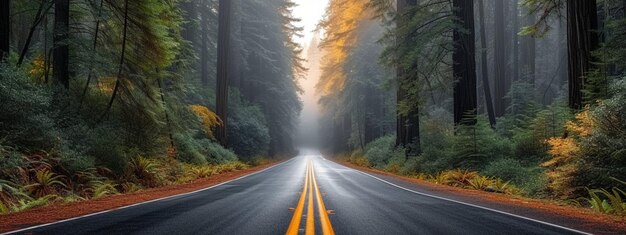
[321,0,626,217]
[0,0,301,215]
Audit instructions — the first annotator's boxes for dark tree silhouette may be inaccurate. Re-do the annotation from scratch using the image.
[453,0,477,125]
[215,0,232,146]
[567,0,599,109]
[53,0,70,88]
[0,0,8,61]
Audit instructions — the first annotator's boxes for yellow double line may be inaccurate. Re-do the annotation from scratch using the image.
[286,160,335,235]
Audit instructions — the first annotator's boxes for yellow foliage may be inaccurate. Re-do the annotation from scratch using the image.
[189,105,222,139]
[565,109,594,137]
[543,109,594,197]
[29,55,46,79]
[317,0,371,96]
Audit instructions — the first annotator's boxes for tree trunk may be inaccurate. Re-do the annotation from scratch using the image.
[0,0,9,61]
[453,0,477,125]
[200,1,210,87]
[521,8,536,84]
[493,0,507,118]
[567,0,599,110]
[395,0,421,156]
[53,0,70,89]
[478,0,496,127]
[215,0,232,146]
[512,0,520,82]
[17,1,51,67]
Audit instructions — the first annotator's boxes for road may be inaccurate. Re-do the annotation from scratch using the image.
[6,150,588,235]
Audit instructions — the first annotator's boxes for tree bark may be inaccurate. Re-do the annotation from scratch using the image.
[200,0,210,87]
[395,0,421,156]
[53,0,70,89]
[567,0,599,110]
[512,0,520,82]
[215,0,232,146]
[478,0,496,127]
[0,0,9,61]
[521,9,536,84]
[493,0,507,118]
[453,0,477,125]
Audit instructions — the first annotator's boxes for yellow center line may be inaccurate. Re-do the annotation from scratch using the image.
[285,159,335,235]
[311,160,335,235]
[306,161,315,235]
[286,162,309,235]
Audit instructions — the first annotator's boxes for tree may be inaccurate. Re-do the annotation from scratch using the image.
[53,0,69,89]
[493,0,507,118]
[0,0,8,61]
[567,0,599,109]
[396,0,421,155]
[477,0,497,127]
[453,0,477,125]
[215,0,231,146]
[521,8,536,84]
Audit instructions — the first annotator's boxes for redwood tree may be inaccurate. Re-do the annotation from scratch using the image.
[0,0,8,61]
[53,0,70,89]
[215,0,232,146]
[567,0,599,109]
[453,0,477,125]
[396,0,420,155]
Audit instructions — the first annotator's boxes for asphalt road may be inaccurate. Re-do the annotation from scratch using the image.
[7,150,588,235]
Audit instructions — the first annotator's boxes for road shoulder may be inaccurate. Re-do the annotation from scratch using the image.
[333,159,626,235]
[0,161,281,233]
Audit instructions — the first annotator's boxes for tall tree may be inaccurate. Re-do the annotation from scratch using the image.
[0,0,8,61]
[511,0,520,82]
[493,0,507,117]
[453,0,477,125]
[396,0,421,155]
[53,0,70,88]
[521,8,536,84]
[567,0,599,109]
[215,0,231,146]
[477,0,497,127]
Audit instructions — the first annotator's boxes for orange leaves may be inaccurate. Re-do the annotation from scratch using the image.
[543,108,594,197]
[189,105,222,140]
[317,0,371,96]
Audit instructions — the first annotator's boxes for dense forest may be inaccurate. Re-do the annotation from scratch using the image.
[1,0,626,218]
[0,0,302,213]
[319,0,625,213]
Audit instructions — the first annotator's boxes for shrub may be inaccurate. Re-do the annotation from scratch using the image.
[200,140,238,164]
[0,65,55,149]
[450,117,513,171]
[227,94,270,159]
[173,134,207,165]
[363,135,396,169]
[25,170,67,198]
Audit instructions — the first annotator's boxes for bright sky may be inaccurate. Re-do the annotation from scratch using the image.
[292,0,328,147]
[292,0,329,47]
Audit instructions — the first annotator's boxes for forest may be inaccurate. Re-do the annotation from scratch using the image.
[318,0,626,215]
[0,0,625,220]
[0,0,303,214]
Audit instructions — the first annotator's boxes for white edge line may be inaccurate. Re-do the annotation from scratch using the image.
[2,158,295,235]
[331,161,593,235]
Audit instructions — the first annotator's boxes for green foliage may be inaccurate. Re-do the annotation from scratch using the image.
[363,135,398,169]
[450,117,513,171]
[574,79,626,191]
[0,65,55,149]
[227,92,270,159]
[25,170,67,198]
